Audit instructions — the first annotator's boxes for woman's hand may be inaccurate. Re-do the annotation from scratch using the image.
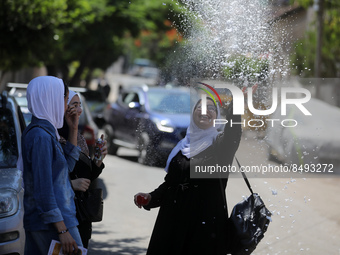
[59,231,78,255]
[134,193,151,208]
[54,221,78,255]
[95,134,108,167]
[65,105,79,131]
[71,178,91,192]
[65,105,79,146]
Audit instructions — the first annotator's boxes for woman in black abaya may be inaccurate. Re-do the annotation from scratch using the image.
[134,91,245,255]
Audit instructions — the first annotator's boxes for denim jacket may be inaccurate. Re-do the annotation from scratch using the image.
[22,116,80,231]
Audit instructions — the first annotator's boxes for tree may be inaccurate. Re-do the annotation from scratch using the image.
[0,0,183,86]
[290,0,340,78]
[0,0,68,83]
[113,0,183,73]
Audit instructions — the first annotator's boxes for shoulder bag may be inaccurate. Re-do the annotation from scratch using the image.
[74,152,104,222]
[75,188,104,222]
[220,158,272,255]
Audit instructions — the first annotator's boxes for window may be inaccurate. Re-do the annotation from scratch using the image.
[122,92,140,106]
[147,91,191,114]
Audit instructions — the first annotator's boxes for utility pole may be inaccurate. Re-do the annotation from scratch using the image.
[314,0,324,98]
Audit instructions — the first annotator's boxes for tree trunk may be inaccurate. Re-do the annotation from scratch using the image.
[0,70,6,92]
[69,46,95,87]
[46,65,58,77]
[60,65,70,85]
[85,68,94,88]
[315,0,324,98]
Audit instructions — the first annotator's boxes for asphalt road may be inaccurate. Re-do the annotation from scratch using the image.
[88,131,340,255]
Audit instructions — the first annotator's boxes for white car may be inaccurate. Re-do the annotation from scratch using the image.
[266,97,340,172]
[0,91,26,254]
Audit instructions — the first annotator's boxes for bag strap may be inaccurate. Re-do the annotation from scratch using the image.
[219,157,254,216]
[235,157,254,195]
[218,177,228,218]
[79,151,92,169]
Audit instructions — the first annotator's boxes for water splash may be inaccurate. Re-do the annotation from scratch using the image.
[170,0,289,87]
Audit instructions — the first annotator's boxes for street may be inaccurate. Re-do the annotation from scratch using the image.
[2,1,340,254]
[88,131,340,255]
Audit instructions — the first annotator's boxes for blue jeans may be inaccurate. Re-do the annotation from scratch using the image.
[24,226,83,255]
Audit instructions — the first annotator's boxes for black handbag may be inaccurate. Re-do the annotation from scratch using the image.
[73,151,104,222]
[220,158,272,255]
[75,188,104,222]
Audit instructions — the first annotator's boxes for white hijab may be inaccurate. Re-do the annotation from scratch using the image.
[67,90,78,105]
[164,98,222,172]
[27,76,65,139]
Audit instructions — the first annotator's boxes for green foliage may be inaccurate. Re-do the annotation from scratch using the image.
[120,0,183,68]
[322,8,340,76]
[0,0,68,71]
[290,0,313,8]
[223,56,269,82]
[291,0,340,8]
[291,31,315,77]
[291,2,340,77]
[0,0,183,85]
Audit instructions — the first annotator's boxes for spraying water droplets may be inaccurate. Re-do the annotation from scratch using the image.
[166,0,290,113]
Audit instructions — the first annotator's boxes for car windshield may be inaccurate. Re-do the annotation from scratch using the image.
[147,90,191,114]
[0,109,18,168]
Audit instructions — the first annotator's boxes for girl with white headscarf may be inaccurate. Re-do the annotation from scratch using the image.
[58,90,108,248]
[22,76,83,254]
[164,96,223,173]
[134,93,243,255]
[26,76,65,139]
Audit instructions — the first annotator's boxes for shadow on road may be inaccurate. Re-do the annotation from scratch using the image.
[88,235,148,255]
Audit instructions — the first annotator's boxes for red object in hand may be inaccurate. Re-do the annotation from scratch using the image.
[137,195,149,206]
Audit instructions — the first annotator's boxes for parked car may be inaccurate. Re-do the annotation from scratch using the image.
[7,83,99,157]
[128,58,160,79]
[81,89,109,129]
[103,85,195,165]
[138,67,160,79]
[77,93,100,156]
[0,91,26,254]
[6,83,31,126]
[266,98,340,171]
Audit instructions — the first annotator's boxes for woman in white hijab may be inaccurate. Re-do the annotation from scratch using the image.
[134,92,243,255]
[58,90,108,249]
[22,76,83,255]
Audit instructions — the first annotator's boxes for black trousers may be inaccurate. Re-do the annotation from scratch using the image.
[77,220,92,249]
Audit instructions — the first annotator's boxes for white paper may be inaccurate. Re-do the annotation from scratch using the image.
[48,240,87,255]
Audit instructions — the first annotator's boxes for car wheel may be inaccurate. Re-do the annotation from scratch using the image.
[138,132,156,166]
[104,124,118,155]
